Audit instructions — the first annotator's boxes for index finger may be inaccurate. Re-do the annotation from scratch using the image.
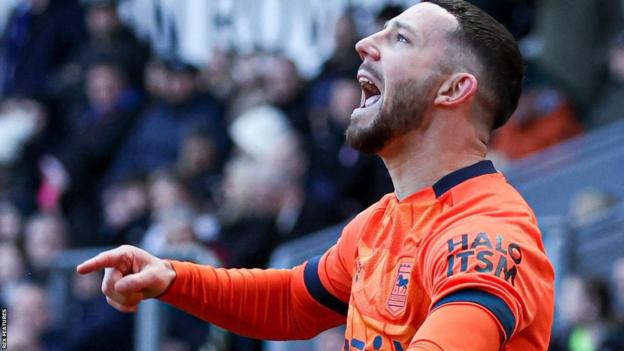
[76,247,128,274]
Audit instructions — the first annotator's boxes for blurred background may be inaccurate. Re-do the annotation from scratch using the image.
[0,0,623,350]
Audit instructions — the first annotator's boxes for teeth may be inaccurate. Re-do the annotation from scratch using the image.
[359,77,380,95]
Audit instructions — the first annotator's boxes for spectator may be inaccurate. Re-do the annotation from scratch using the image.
[198,47,236,102]
[552,275,621,351]
[490,81,583,160]
[144,57,168,103]
[308,11,361,122]
[216,105,341,269]
[106,60,226,183]
[56,0,148,96]
[7,282,64,351]
[63,271,133,351]
[263,54,311,136]
[0,97,48,166]
[0,242,25,305]
[0,0,85,97]
[588,31,624,129]
[319,11,361,79]
[612,258,624,318]
[0,97,50,213]
[533,0,622,112]
[176,127,224,209]
[226,52,269,121]
[147,170,194,221]
[568,188,619,227]
[141,204,196,254]
[54,58,144,243]
[603,259,624,351]
[140,170,218,253]
[307,78,392,217]
[23,212,68,282]
[97,175,149,245]
[0,200,22,243]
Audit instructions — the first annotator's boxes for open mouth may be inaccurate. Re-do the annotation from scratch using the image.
[358,76,381,108]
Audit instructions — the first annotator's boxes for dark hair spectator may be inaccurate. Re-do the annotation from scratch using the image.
[7,282,65,350]
[0,200,22,243]
[263,54,311,136]
[587,31,624,129]
[23,212,68,282]
[0,0,86,98]
[104,59,226,184]
[176,126,224,210]
[0,242,26,305]
[63,271,134,351]
[552,275,623,351]
[97,175,149,245]
[307,78,392,217]
[49,57,145,245]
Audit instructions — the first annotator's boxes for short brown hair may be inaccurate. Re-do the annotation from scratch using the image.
[423,0,523,130]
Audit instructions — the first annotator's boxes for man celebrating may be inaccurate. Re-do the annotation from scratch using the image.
[78,1,555,350]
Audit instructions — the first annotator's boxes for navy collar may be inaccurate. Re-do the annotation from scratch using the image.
[432,160,497,198]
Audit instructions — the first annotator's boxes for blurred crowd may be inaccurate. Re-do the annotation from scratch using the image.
[0,0,623,350]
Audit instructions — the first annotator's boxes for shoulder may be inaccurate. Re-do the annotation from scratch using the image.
[342,193,394,237]
[433,172,539,240]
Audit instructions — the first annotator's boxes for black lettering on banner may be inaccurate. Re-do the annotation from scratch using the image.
[446,233,523,286]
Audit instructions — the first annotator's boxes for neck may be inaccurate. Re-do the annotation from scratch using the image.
[379,112,489,200]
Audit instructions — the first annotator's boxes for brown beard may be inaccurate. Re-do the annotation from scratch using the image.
[346,77,435,154]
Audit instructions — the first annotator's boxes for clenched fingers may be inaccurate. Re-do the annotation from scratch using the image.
[106,296,138,313]
[102,268,143,307]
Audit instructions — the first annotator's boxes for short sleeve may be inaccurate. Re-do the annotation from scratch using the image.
[420,217,554,342]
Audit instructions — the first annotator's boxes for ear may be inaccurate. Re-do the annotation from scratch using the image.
[433,73,478,107]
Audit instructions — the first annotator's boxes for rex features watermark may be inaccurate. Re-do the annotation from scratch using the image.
[1,307,6,349]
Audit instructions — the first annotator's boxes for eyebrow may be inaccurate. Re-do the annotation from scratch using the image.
[383,20,418,38]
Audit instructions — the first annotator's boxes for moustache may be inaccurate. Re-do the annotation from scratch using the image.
[358,62,383,85]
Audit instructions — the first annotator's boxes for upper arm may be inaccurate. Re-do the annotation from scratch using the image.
[407,303,502,351]
[301,217,362,317]
[420,217,554,345]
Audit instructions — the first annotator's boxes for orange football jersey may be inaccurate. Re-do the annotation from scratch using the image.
[160,160,554,350]
[306,160,554,350]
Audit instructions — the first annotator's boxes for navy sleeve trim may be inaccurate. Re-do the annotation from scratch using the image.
[303,255,348,316]
[431,289,516,341]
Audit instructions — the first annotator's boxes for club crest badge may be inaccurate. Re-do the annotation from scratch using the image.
[386,262,413,316]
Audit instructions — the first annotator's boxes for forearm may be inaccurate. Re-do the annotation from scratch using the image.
[158,260,345,340]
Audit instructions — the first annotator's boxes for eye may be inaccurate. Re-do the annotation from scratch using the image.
[396,33,409,44]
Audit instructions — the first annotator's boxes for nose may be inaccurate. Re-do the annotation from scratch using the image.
[355,34,380,61]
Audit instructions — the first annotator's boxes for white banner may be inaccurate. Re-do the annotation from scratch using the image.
[119,0,416,77]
